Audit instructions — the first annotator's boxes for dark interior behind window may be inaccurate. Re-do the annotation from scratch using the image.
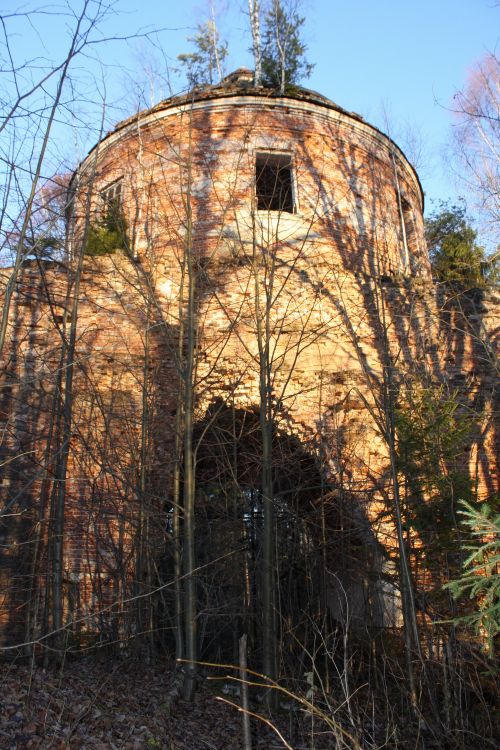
[256,153,294,212]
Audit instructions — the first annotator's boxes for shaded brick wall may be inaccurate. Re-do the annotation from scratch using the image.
[1,84,498,644]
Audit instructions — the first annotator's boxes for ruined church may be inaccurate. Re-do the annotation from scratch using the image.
[0,69,498,652]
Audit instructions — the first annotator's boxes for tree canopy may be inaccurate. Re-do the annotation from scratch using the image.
[452,53,500,242]
[261,0,314,93]
[425,201,497,289]
[177,21,228,88]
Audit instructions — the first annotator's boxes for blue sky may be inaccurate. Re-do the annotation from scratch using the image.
[2,0,499,233]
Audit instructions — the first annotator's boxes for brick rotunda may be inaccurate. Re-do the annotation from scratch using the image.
[0,69,498,648]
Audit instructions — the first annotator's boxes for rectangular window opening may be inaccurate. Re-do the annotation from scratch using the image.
[95,178,130,255]
[256,153,294,213]
[396,194,414,271]
[100,179,122,223]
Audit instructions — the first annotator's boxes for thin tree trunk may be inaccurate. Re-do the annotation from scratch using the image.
[210,3,223,82]
[135,294,151,649]
[51,225,85,659]
[374,275,422,709]
[25,339,65,651]
[173,403,185,661]
[48,111,104,660]
[239,634,252,750]
[248,0,262,87]
[261,392,275,698]
[273,0,286,95]
[173,232,188,662]
[251,212,277,706]
[182,133,197,701]
[0,2,90,356]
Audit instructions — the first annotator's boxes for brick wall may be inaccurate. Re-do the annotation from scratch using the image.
[0,81,498,644]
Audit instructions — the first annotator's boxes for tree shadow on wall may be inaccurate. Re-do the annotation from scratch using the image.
[0,262,65,650]
[300,120,498,509]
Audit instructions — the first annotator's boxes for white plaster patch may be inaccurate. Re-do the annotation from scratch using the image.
[159,278,173,297]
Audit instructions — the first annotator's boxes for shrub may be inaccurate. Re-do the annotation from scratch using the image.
[84,205,129,256]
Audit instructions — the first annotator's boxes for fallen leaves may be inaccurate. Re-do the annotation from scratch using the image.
[0,657,288,749]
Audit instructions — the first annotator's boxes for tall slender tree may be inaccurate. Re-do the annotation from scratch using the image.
[248,0,263,86]
[261,0,314,93]
[177,20,228,87]
[451,53,500,242]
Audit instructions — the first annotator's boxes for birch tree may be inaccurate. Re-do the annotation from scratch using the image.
[261,0,313,94]
[248,0,262,86]
[452,53,500,243]
[177,20,228,87]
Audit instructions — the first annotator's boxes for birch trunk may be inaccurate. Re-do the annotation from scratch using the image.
[248,0,262,87]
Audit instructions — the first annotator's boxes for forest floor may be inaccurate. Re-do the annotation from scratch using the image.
[3,654,497,749]
[0,656,314,749]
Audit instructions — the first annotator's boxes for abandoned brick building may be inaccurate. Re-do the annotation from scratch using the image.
[0,69,498,652]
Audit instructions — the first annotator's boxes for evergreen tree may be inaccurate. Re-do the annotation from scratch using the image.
[425,200,497,289]
[395,382,475,608]
[444,499,500,657]
[261,0,314,93]
[178,21,228,88]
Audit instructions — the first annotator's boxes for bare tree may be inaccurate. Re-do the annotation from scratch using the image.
[451,53,500,244]
[0,2,95,356]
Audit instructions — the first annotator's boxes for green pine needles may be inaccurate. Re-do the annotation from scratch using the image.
[261,0,314,92]
[425,200,498,290]
[444,499,500,657]
[177,21,228,87]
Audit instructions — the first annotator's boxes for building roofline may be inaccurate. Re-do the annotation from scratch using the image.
[74,69,424,210]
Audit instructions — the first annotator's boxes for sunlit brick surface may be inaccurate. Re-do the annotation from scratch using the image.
[1,76,498,644]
